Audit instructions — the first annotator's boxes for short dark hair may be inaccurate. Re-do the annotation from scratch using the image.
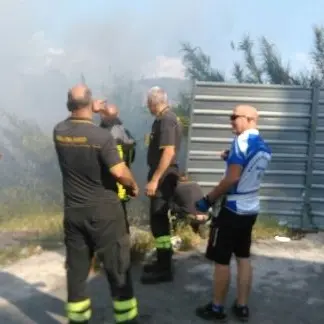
[67,88,92,112]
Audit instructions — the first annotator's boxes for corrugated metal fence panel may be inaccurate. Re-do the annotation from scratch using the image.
[186,82,313,228]
[311,90,324,226]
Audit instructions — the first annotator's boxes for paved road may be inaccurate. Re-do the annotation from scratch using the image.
[1,235,324,323]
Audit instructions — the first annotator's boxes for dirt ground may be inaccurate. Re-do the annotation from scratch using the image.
[0,233,324,323]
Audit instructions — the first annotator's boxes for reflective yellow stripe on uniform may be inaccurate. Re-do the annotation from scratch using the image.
[66,298,92,322]
[113,297,138,323]
[116,145,127,200]
[155,235,172,249]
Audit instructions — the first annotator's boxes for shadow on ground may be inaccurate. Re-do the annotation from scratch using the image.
[0,271,64,324]
[1,239,324,324]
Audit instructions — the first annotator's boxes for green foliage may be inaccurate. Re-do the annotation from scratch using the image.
[0,111,61,219]
[180,42,225,82]
[180,25,324,86]
[311,26,324,79]
[172,91,191,135]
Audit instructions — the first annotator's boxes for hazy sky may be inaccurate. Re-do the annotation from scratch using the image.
[1,0,324,125]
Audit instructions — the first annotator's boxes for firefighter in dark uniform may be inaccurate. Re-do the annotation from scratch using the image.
[169,174,210,233]
[141,86,182,284]
[53,84,140,324]
[99,104,136,231]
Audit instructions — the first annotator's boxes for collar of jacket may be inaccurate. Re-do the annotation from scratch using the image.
[100,117,123,128]
[156,106,169,120]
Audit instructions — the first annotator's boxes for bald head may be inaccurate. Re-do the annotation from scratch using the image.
[67,84,92,112]
[70,84,90,100]
[231,105,259,135]
[233,105,258,120]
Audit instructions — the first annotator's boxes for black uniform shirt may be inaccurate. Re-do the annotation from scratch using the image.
[171,182,205,216]
[147,109,182,172]
[100,118,135,145]
[53,117,123,207]
[100,117,136,166]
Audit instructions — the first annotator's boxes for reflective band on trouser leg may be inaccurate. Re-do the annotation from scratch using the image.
[116,145,127,201]
[155,235,172,249]
[66,298,92,323]
[114,297,138,323]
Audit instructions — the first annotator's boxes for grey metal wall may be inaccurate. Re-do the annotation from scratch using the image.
[186,81,324,229]
[311,89,324,228]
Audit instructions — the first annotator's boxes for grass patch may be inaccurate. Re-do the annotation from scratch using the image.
[0,212,63,237]
[130,227,155,262]
[0,213,63,265]
[173,215,291,248]
[0,212,292,267]
[252,216,289,240]
[173,221,202,251]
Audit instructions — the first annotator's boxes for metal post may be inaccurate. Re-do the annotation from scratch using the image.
[301,83,320,230]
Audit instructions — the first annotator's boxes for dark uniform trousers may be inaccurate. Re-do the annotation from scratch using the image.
[121,200,130,234]
[148,167,178,270]
[64,201,138,324]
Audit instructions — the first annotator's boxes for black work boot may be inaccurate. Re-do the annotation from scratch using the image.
[142,250,175,273]
[142,260,159,273]
[140,249,173,284]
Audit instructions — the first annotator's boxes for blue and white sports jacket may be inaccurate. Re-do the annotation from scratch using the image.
[224,128,272,215]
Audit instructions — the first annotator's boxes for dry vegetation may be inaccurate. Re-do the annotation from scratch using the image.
[0,213,63,266]
[0,210,289,268]
[252,216,289,240]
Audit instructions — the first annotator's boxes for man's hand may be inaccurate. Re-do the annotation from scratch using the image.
[145,179,158,197]
[92,99,106,113]
[128,184,139,198]
[195,196,212,213]
[220,149,230,161]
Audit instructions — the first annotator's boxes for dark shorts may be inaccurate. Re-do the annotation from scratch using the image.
[206,207,257,265]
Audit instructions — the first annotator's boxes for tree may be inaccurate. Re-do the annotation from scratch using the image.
[0,111,62,217]
[177,25,324,134]
[173,91,191,136]
[180,42,225,82]
[180,25,324,86]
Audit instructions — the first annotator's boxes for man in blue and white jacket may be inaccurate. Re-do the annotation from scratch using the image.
[195,105,272,322]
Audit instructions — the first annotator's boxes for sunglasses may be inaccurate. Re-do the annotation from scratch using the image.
[230,114,253,121]
[230,114,245,121]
